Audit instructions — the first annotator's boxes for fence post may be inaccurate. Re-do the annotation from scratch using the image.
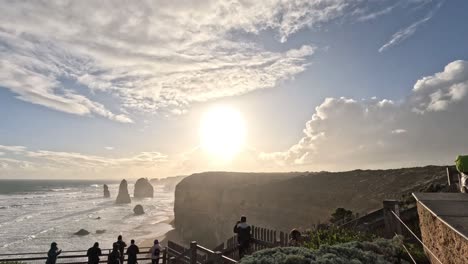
[383,199,402,238]
[162,247,168,264]
[190,241,197,264]
[214,251,223,264]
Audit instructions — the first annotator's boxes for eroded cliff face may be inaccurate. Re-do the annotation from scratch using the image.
[174,166,447,247]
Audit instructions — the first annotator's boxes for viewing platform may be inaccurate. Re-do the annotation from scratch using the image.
[413,192,468,264]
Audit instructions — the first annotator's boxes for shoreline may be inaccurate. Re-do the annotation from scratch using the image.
[140,216,184,248]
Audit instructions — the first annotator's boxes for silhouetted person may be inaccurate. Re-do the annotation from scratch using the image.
[149,239,161,264]
[126,239,139,264]
[46,242,62,264]
[87,242,102,264]
[115,235,127,263]
[108,243,121,264]
[288,229,302,246]
[233,216,251,258]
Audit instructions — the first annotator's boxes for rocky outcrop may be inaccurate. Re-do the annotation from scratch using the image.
[116,179,131,204]
[134,178,154,198]
[74,229,90,236]
[174,166,448,247]
[133,204,145,215]
[103,184,110,198]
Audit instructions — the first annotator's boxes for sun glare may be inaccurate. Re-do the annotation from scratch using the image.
[199,106,246,160]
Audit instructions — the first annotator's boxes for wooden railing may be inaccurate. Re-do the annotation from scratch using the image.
[165,226,287,264]
[0,247,153,264]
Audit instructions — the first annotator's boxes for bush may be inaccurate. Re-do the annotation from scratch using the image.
[304,226,376,250]
[239,237,404,264]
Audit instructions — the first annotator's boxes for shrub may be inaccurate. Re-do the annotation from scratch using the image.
[239,237,404,264]
[304,226,376,250]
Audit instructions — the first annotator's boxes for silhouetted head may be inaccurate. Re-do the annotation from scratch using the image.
[240,216,247,223]
[131,239,135,245]
[154,239,159,245]
[290,229,301,240]
[118,235,122,241]
[94,242,99,248]
[51,242,57,249]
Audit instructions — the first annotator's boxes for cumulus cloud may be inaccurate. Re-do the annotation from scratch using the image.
[261,60,468,170]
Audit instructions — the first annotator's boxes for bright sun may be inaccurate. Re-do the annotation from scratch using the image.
[199,106,246,160]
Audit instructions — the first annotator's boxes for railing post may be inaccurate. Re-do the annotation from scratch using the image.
[214,251,223,264]
[383,199,402,238]
[169,256,176,264]
[190,241,197,264]
[162,247,168,264]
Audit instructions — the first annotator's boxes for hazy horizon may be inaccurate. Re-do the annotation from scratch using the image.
[1,0,468,179]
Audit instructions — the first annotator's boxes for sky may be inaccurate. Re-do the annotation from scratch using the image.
[1,0,468,179]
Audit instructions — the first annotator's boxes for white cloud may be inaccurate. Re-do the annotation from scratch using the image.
[104,147,114,150]
[0,1,322,120]
[261,60,468,170]
[379,1,443,52]
[391,129,407,134]
[0,144,168,178]
[0,1,424,121]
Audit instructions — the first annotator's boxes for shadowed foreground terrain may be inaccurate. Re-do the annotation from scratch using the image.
[174,166,447,246]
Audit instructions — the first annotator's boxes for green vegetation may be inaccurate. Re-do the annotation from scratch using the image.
[240,237,404,264]
[329,208,356,224]
[304,226,376,250]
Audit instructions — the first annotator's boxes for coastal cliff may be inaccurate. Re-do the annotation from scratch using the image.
[174,166,447,247]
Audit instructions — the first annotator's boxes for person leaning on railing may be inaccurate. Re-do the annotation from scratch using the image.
[46,242,62,264]
[87,242,102,264]
[126,239,140,264]
[288,229,302,246]
[149,239,162,264]
[108,243,121,264]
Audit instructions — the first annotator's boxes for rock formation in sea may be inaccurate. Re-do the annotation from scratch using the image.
[115,179,131,204]
[134,178,154,198]
[103,184,110,198]
[74,229,90,236]
[133,204,145,215]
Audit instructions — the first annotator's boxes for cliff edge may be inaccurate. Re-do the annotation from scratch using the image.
[174,166,447,247]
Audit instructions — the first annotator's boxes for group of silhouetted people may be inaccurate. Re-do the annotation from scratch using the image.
[46,235,162,264]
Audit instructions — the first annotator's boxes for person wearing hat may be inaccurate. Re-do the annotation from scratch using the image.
[149,239,161,264]
[46,242,62,264]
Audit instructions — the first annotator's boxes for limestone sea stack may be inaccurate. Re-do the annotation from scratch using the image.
[103,184,110,198]
[115,179,131,204]
[133,204,145,215]
[134,178,154,198]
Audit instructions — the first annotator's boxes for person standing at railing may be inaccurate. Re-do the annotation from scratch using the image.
[108,243,121,264]
[46,242,62,264]
[87,242,102,264]
[149,239,161,264]
[233,216,251,258]
[126,239,139,264]
[115,235,127,263]
[288,229,302,246]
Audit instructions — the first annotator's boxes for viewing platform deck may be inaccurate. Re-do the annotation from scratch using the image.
[413,192,468,264]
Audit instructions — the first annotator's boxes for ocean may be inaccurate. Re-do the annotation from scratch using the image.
[0,180,174,254]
